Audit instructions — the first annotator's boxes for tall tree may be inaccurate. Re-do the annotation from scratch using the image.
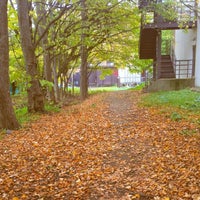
[16,0,44,112]
[80,0,88,100]
[78,0,140,98]
[35,2,55,102]
[0,0,20,129]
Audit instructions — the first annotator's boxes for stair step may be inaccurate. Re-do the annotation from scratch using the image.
[159,55,176,78]
[161,66,174,69]
[161,64,173,67]
[161,70,174,73]
[161,72,175,74]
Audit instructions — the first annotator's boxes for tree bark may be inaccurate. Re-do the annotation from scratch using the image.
[0,0,20,129]
[80,0,88,100]
[17,0,44,112]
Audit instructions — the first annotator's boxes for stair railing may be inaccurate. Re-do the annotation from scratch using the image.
[171,48,176,77]
[171,47,193,79]
[175,60,193,78]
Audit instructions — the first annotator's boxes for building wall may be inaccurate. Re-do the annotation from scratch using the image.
[174,29,196,60]
[195,18,200,87]
[173,29,196,79]
[88,68,118,87]
[95,69,118,87]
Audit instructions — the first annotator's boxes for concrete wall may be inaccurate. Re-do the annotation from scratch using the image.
[148,78,195,92]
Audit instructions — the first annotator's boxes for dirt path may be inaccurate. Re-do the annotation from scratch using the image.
[89,90,200,199]
[0,90,199,199]
[89,91,150,199]
[89,91,156,199]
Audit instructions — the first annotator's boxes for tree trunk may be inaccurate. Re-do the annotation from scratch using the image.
[0,0,20,130]
[44,52,54,101]
[36,3,55,102]
[52,57,60,103]
[17,0,44,112]
[80,0,88,100]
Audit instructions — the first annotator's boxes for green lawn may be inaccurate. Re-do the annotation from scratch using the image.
[141,89,200,123]
[88,86,130,94]
[141,89,200,111]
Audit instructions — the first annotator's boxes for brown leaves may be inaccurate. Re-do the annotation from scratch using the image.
[0,91,200,199]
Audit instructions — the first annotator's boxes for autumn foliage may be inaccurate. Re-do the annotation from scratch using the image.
[0,91,199,199]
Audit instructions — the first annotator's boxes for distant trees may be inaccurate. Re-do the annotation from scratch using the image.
[17,0,141,101]
[0,0,142,128]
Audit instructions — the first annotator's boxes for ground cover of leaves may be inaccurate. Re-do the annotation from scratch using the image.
[0,90,200,200]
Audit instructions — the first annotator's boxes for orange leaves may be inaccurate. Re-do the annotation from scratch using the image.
[12,198,19,200]
[0,91,200,199]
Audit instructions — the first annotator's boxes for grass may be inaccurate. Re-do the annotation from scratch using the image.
[15,107,33,124]
[67,86,131,95]
[66,84,146,95]
[141,89,200,112]
[88,83,146,94]
[15,104,61,125]
[141,89,200,127]
[0,97,61,139]
[129,82,146,91]
[88,86,130,94]
[12,91,61,126]
[45,103,61,113]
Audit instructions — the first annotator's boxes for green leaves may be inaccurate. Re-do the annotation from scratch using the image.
[154,0,178,22]
[99,68,113,80]
[39,79,54,91]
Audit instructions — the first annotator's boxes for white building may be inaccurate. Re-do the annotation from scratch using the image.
[118,68,141,86]
[173,15,200,87]
[173,29,196,79]
[195,18,200,87]
[139,0,200,91]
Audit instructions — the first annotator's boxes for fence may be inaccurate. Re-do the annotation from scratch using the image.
[119,76,141,86]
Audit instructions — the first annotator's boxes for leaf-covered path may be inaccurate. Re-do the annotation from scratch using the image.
[0,91,200,199]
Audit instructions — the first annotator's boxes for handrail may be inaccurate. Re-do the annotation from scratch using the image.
[170,48,193,79]
[171,47,176,75]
